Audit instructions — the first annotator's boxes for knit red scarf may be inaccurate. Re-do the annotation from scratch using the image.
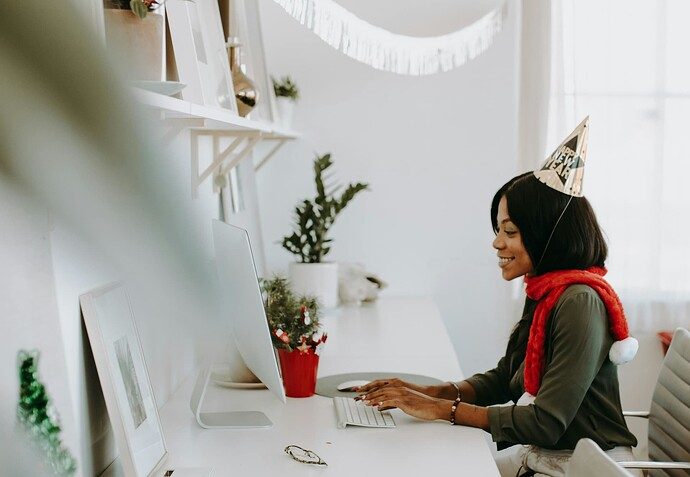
[522,266,629,396]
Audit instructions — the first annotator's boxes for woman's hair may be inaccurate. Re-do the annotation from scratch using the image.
[490,172,607,275]
[491,172,609,376]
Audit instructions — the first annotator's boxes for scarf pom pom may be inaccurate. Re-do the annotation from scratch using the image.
[516,392,536,406]
[609,336,638,365]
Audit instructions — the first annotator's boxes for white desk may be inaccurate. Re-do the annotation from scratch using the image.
[159,297,500,476]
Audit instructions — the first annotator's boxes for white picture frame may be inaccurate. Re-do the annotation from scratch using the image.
[230,0,278,123]
[167,0,238,112]
[80,283,167,477]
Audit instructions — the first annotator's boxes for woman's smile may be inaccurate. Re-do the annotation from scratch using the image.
[492,197,534,280]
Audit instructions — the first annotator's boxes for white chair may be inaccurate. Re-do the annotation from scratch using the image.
[620,327,690,477]
[566,438,634,477]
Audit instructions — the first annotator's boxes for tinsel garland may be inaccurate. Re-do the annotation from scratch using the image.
[17,350,77,475]
[271,0,507,75]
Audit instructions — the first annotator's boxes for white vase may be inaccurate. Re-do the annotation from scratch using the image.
[289,262,338,309]
[276,97,295,129]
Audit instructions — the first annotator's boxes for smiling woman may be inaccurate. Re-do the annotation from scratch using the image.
[356,119,641,477]
[492,196,533,281]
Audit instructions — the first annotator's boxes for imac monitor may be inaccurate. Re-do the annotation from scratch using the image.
[211,220,286,404]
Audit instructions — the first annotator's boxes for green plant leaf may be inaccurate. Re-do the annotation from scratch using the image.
[282,153,367,263]
[130,0,148,18]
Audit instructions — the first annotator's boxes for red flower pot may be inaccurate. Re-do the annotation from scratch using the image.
[277,348,320,398]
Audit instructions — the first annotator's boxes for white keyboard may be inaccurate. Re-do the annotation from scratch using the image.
[333,397,396,429]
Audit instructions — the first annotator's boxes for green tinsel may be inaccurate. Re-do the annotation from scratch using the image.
[17,350,77,476]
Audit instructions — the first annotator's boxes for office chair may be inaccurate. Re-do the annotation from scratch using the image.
[566,438,634,477]
[619,327,690,477]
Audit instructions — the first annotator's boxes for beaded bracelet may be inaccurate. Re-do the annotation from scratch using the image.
[450,398,461,425]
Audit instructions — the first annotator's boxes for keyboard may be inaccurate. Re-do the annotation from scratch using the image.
[333,397,396,429]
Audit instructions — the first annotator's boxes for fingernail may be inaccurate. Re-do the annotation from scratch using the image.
[363,400,370,405]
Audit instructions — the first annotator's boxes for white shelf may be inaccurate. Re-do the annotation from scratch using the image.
[133,88,299,138]
[132,88,299,196]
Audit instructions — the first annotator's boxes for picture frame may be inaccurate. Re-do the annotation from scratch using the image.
[167,0,238,112]
[229,0,278,123]
[80,283,167,477]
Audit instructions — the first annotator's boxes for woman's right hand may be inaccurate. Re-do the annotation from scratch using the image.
[355,378,437,397]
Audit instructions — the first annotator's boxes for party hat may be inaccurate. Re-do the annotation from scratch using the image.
[533,117,589,197]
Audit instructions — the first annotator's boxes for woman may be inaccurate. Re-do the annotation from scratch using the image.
[358,120,639,476]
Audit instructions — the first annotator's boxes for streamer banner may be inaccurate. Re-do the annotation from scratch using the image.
[272,0,508,76]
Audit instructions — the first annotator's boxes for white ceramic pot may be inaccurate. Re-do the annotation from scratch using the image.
[289,262,338,309]
[276,97,295,129]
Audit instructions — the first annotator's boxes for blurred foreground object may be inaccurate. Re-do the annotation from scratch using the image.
[1,1,219,472]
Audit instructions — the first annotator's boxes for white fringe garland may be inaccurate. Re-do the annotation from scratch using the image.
[272,0,507,76]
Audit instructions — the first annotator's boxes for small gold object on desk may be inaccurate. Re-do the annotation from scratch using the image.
[226,36,258,117]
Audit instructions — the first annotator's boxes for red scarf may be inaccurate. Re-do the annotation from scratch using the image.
[522,266,629,395]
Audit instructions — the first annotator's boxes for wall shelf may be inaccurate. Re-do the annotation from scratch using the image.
[132,88,300,196]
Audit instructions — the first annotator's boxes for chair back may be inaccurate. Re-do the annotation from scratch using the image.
[566,438,633,477]
[648,327,690,477]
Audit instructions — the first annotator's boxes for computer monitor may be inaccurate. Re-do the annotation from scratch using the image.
[194,220,285,429]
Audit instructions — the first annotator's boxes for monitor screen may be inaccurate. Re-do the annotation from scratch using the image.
[212,220,286,403]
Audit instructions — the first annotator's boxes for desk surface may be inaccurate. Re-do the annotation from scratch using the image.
[159,297,499,476]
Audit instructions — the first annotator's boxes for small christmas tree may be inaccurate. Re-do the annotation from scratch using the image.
[17,350,77,476]
[261,276,327,353]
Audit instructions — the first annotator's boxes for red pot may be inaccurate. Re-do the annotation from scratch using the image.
[277,348,320,398]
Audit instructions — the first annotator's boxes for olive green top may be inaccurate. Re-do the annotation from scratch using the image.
[466,285,637,451]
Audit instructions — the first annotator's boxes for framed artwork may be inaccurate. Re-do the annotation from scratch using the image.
[229,0,278,122]
[80,283,167,477]
[167,0,237,112]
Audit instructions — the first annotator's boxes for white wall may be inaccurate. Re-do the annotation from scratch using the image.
[46,126,268,475]
[256,0,521,375]
[47,128,223,474]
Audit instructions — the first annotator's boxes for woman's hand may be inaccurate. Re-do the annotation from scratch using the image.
[357,386,449,421]
[355,378,428,396]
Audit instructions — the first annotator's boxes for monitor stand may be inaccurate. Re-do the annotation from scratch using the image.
[190,366,273,429]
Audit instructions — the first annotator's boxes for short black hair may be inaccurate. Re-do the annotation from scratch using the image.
[490,173,607,275]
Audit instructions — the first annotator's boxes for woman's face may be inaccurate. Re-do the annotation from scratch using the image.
[493,196,533,281]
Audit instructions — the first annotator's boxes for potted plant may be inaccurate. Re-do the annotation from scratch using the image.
[262,276,327,398]
[282,153,369,308]
[272,76,299,129]
[103,0,167,81]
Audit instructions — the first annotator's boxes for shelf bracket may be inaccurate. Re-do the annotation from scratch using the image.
[191,129,263,198]
[254,137,289,172]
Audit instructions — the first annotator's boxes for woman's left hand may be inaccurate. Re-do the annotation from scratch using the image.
[358,386,449,421]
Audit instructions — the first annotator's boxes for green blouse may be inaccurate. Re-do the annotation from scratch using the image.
[465,284,637,451]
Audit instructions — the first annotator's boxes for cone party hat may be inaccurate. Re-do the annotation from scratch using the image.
[533,116,589,197]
